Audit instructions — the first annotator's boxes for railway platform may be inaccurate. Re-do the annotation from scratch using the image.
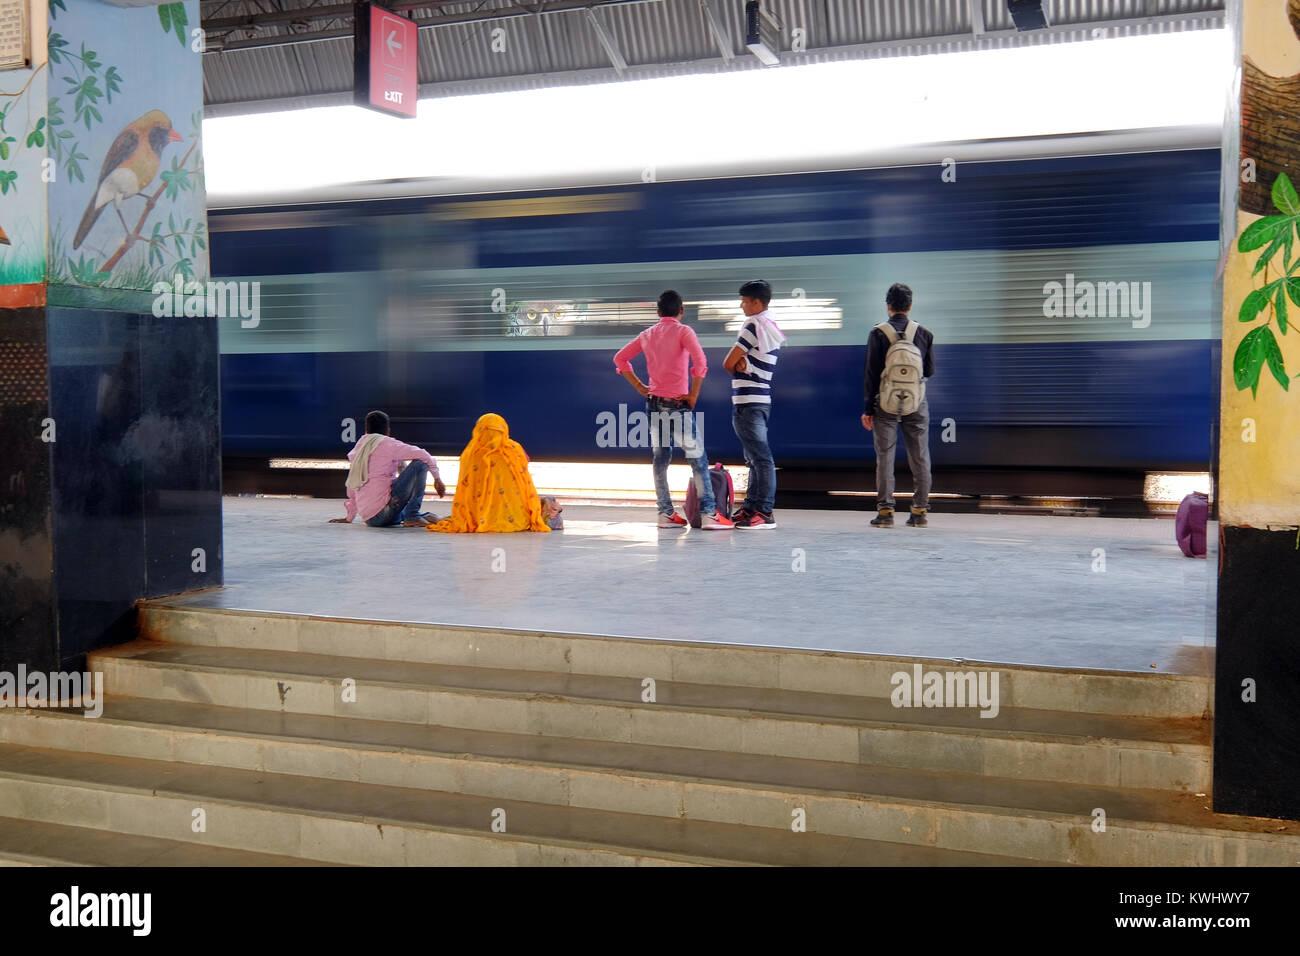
[176,496,1215,677]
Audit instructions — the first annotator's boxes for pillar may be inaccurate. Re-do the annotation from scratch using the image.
[1215,0,1300,820]
[0,0,219,676]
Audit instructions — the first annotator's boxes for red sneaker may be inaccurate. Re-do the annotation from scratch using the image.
[700,511,735,530]
[657,511,688,528]
[734,511,776,529]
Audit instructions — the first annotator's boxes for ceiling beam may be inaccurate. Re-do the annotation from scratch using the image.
[206,0,665,52]
[203,0,657,32]
[584,8,628,74]
[700,0,734,61]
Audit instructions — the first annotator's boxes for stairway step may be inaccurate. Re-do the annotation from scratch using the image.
[0,744,1049,867]
[0,815,340,866]
[140,604,1211,719]
[90,640,1211,791]
[2,702,1295,865]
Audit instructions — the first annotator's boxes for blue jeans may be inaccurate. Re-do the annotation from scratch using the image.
[732,402,775,514]
[365,460,429,527]
[647,396,715,516]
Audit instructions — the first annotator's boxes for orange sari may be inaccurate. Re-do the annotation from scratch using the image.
[427,413,551,533]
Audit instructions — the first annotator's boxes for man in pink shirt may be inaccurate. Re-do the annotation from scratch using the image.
[614,290,733,529]
[329,410,447,527]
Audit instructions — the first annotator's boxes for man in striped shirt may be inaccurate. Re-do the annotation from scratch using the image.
[723,280,785,529]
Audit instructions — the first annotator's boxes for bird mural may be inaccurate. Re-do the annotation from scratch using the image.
[72,109,182,251]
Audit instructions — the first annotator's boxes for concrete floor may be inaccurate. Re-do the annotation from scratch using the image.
[163,497,1217,676]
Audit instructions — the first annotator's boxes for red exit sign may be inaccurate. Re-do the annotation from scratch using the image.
[354,3,418,118]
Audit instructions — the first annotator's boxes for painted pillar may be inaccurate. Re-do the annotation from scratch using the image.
[0,0,219,676]
[1216,0,1300,820]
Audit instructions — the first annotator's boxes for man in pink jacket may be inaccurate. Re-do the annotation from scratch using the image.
[329,410,447,527]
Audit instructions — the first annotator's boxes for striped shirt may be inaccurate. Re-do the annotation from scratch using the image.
[731,316,779,405]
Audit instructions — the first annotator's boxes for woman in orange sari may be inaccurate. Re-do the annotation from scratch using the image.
[426,413,551,533]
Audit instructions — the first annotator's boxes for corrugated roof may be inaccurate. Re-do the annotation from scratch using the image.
[201,0,1226,116]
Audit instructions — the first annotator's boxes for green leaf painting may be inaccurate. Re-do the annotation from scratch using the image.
[1235,172,1299,398]
[158,3,189,47]
[25,117,46,149]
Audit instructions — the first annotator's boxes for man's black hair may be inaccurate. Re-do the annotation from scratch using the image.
[739,280,772,307]
[657,290,684,317]
[886,283,913,314]
[365,410,389,435]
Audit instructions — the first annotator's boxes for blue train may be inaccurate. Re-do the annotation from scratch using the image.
[209,128,1221,494]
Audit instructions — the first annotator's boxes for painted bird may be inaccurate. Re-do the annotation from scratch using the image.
[72,109,183,250]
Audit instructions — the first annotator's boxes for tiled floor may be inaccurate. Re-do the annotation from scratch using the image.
[165,497,1216,675]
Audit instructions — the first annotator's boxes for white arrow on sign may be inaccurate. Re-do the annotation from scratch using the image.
[386,30,402,58]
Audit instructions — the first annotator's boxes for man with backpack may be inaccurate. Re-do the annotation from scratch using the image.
[861,283,935,528]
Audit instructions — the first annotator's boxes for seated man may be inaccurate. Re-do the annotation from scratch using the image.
[330,410,446,527]
[426,413,552,533]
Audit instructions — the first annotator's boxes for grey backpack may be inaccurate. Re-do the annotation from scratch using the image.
[876,320,926,415]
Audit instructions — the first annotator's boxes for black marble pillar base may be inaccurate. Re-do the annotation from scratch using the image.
[0,304,222,674]
[1213,525,1300,820]
[0,308,57,673]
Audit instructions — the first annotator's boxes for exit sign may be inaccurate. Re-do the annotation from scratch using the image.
[354,3,418,118]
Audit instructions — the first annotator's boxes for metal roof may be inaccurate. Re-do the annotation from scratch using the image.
[201,0,1227,116]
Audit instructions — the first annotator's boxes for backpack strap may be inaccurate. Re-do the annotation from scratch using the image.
[875,321,899,343]
[902,320,918,344]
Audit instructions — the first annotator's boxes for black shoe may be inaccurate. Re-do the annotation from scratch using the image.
[870,511,894,528]
[735,511,776,529]
[906,512,928,528]
[731,507,753,523]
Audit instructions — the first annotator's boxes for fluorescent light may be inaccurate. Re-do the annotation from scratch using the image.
[269,459,350,469]
[745,1,781,66]
[1144,472,1213,504]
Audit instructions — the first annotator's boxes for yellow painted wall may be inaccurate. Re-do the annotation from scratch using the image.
[1222,0,1300,526]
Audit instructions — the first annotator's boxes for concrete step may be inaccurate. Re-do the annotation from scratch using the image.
[0,744,1049,866]
[2,701,1294,865]
[0,815,340,866]
[140,604,1211,719]
[89,639,1211,791]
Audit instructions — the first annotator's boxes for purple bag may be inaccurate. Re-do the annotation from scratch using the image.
[684,463,734,528]
[1175,492,1209,558]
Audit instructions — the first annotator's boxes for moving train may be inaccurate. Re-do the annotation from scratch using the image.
[209,126,1222,500]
